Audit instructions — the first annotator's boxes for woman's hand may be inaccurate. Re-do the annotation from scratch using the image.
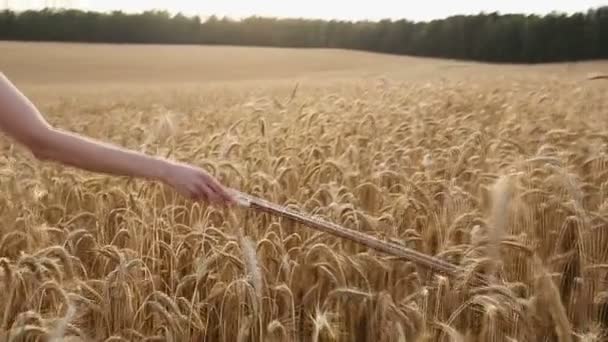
[161,160,236,206]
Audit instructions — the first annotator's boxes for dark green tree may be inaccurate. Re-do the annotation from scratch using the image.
[0,7,607,63]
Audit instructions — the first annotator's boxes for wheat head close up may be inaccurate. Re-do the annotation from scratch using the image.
[1,42,608,342]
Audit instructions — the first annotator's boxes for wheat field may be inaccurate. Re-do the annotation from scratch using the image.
[1,41,608,341]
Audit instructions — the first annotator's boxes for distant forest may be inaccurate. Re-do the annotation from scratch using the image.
[1,7,607,63]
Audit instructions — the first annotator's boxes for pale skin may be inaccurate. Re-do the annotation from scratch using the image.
[0,72,236,206]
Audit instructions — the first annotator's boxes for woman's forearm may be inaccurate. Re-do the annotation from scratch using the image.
[35,127,171,181]
[0,72,235,205]
[0,72,169,181]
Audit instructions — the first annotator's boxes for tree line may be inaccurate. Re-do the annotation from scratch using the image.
[1,7,607,63]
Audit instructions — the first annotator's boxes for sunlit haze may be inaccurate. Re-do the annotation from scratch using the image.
[2,0,607,21]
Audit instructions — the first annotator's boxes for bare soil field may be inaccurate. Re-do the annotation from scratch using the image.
[1,41,608,341]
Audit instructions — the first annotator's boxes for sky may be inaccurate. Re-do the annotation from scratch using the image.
[2,0,606,22]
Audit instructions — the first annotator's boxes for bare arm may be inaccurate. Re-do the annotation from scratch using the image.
[0,72,169,180]
[0,72,234,205]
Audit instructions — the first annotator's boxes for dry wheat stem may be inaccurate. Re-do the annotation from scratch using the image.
[231,189,461,276]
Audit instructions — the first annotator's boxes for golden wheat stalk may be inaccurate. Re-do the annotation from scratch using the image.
[230,189,461,276]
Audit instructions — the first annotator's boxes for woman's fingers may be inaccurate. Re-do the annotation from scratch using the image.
[164,161,235,206]
[200,173,236,205]
[197,181,222,205]
[212,183,235,205]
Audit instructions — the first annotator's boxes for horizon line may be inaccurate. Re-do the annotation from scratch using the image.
[1,5,605,24]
